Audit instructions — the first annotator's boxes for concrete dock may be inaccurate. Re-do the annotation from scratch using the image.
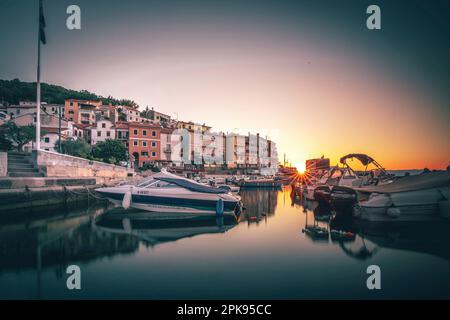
[0,177,109,212]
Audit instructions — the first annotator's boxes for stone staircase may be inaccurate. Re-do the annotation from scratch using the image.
[7,152,44,177]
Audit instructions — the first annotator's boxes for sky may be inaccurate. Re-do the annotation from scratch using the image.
[0,0,449,169]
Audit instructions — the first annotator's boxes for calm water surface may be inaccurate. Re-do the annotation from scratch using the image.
[1,188,449,299]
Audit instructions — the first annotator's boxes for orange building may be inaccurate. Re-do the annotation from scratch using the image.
[64,99,102,124]
[128,122,161,168]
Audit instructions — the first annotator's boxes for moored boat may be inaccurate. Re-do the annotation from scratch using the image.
[353,171,450,222]
[95,170,242,216]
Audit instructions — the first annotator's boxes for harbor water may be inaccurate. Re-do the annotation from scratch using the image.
[0,188,449,299]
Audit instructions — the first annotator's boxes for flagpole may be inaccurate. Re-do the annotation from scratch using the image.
[35,0,41,150]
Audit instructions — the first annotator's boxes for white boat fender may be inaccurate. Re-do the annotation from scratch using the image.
[386,207,401,218]
[216,198,224,216]
[122,218,132,233]
[122,187,132,209]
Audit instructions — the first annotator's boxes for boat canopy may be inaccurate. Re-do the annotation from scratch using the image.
[152,170,229,194]
[340,154,375,166]
[355,171,450,194]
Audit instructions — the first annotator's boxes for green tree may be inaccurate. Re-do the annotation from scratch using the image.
[0,132,13,151]
[0,79,140,107]
[91,139,128,164]
[57,139,92,158]
[0,121,39,151]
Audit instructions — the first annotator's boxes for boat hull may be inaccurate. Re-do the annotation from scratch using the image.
[97,189,240,215]
[354,187,450,222]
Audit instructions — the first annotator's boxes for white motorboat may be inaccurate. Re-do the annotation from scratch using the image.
[304,154,396,209]
[95,170,242,216]
[353,171,450,222]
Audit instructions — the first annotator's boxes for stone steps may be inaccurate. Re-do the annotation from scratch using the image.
[8,172,44,177]
[7,152,43,177]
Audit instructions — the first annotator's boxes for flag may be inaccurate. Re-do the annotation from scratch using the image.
[39,0,46,45]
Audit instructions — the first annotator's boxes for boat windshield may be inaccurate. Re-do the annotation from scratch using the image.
[137,179,179,189]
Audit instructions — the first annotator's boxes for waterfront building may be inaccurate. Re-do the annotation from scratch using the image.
[141,107,172,126]
[245,133,259,167]
[226,133,246,168]
[72,123,88,140]
[202,131,226,167]
[115,122,130,148]
[176,121,211,133]
[7,101,64,120]
[119,105,141,122]
[96,104,119,123]
[128,122,161,168]
[159,127,175,166]
[64,99,102,124]
[268,140,279,175]
[257,135,270,168]
[89,119,116,145]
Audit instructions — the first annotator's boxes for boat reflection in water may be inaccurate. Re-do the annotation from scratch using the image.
[238,189,278,225]
[0,188,449,299]
[299,195,450,262]
[95,208,238,247]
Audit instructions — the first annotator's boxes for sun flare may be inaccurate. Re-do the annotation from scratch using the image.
[295,162,306,174]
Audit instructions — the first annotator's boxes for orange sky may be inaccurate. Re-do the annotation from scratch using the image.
[2,1,449,169]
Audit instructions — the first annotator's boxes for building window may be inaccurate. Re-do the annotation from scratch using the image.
[142,130,147,136]
[142,141,147,147]
[151,152,156,157]
[102,123,106,128]
[68,110,74,114]
[133,129,138,135]
[118,132,122,139]
[151,141,157,148]
[141,151,148,157]
[152,130,156,137]
[107,131,111,137]
[44,137,50,143]
[133,140,138,146]
[97,131,101,137]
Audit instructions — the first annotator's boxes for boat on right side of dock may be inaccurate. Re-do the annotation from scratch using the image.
[353,171,450,222]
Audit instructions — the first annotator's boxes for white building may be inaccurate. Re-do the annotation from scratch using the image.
[202,131,226,166]
[246,133,258,166]
[226,133,246,168]
[258,135,270,167]
[90,119,115,145]
[159,127,175,165]
[7,102,64,121]
[120,105,141,122]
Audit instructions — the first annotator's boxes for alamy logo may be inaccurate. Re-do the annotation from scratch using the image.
[66,265,81,290]
[66,5,81,30]
[366,5,381,30]
[366,265,381,290]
